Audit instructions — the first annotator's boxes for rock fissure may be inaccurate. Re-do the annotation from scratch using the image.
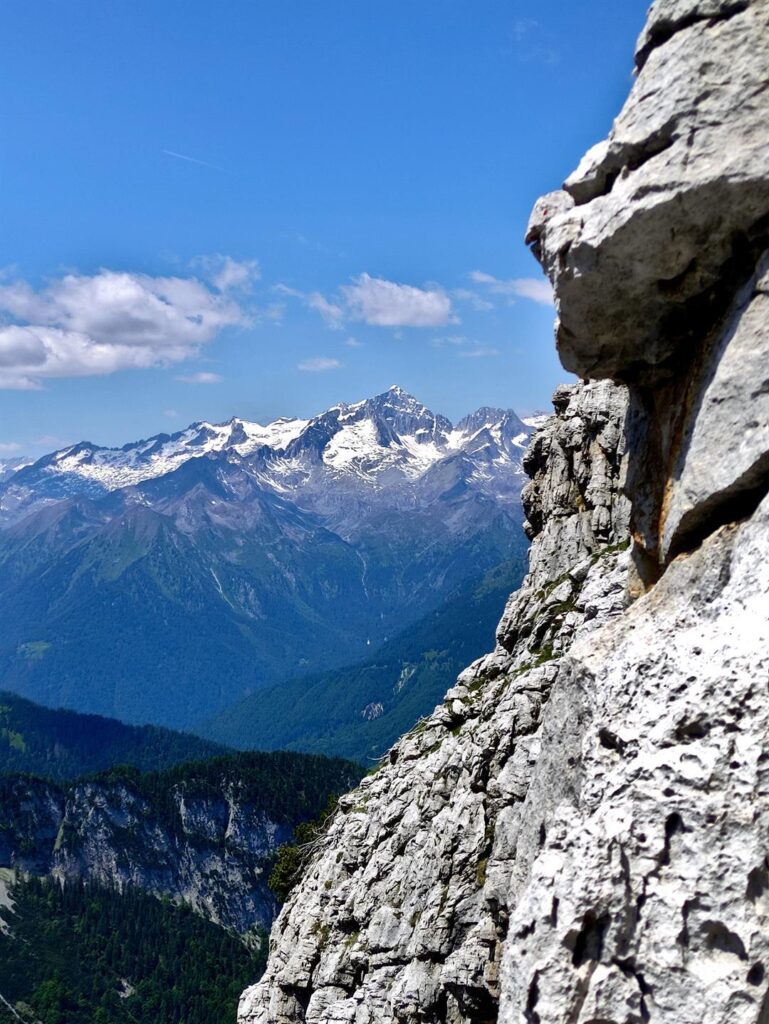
[666,448,769,559]
[635,0,750,71]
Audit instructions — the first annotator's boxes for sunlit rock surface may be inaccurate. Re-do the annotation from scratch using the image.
[240,1,769,1020]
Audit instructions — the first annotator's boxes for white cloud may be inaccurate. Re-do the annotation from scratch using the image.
[164,409,180,418]
[432,336,500,358]
[277,274,456,329]
[0,441,22,453]
[510,278,555,305]
[297,357,342,372]
[175,371,223,384]
[194,254,260,292]
[345,337,363,348]
[306,292,345,327]
[274,285,344,327]
[341,273,455,327]
[0,268,250,389]
[469,270,554,307]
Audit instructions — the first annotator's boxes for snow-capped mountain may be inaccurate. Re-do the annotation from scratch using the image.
[0,387,537,730]
[0,386,531,525]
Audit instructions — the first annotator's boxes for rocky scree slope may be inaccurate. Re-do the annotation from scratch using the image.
[0,752,360,940]
[240,2,769,1022]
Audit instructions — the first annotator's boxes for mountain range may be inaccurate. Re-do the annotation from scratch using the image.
[0,387,534,730]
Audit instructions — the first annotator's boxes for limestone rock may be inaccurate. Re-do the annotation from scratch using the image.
[0,772,290,939]
[239,1,769,1020]
[531,0,769,574]
[239,381,631,1023]
[532,0,769,383]
[500,491,769,1024]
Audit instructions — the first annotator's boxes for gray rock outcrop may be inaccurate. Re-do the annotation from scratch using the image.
[0,772,290,939]
[240,1,769,1021]
[239,379,633,1021]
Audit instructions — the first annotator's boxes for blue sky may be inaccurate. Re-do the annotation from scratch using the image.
[0,0,648,456]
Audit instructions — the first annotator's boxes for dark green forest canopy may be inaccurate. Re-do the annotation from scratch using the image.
[0,875,266,1024]
[0,690,228,780]
[0,750,363,852]
[87,751,363,827]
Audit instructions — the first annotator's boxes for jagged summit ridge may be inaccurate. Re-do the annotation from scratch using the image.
[0,386,530,523]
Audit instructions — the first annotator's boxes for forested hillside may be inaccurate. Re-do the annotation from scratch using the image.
[0,691,228,780]
[203,556,527,762]
[0,874,264,1024]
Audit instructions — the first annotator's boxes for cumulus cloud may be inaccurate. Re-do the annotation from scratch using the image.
[469,270,554,307]
[0,267,251,389]
[279,274,457,329]
[341,273,455,327]
[297,357,342,372]
[175,371,223,384]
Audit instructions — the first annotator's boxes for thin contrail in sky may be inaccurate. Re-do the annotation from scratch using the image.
[162,149,224,171]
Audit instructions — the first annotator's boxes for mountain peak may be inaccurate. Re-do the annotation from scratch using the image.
[457,406,527,438]
[356,386,452,441]
[370,385,423,408]
[0,387,533,518]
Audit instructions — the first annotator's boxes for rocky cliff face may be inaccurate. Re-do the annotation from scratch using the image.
[0,755,361,941]
[239,379,632,1019]
[240,1,769,1021]
[0,772,285,939]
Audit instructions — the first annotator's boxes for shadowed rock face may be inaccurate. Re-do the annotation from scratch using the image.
[527,1,769,383]
[239,2,769,1021]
